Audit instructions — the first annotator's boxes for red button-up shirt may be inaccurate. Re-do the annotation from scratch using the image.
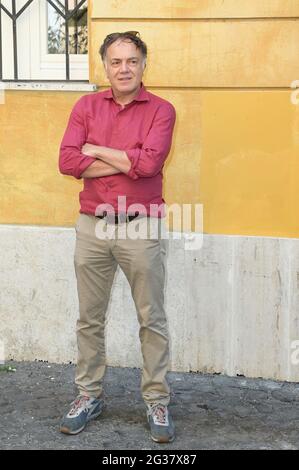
[59,84,176,217]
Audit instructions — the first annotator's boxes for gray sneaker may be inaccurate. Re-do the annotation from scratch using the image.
[146,403,175,443]
[60,395,104,435]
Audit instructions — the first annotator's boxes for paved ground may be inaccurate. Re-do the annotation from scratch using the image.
[1,361,299,450]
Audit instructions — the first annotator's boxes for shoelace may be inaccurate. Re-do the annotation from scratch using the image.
[69,395,91,416]
[149,404,167,425]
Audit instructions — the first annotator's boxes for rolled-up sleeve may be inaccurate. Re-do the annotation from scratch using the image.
[126,102,176,180]
[59,97,95,179]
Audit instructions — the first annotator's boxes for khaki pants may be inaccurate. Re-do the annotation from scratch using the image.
[73,213,170,406]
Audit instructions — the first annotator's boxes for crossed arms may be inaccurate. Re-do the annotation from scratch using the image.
[79,144,130,178]
[59,96,176,181]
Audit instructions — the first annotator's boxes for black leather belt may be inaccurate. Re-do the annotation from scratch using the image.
[96,212,143,224]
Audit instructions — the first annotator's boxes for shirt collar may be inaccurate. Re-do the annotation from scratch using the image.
[103,82,150,103]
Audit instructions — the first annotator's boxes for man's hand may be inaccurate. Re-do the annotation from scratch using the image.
[81,142,132,175]
[81,160,121,178]
[81,143,100,157]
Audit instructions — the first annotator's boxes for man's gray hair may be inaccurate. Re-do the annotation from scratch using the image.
[99,31,147,62]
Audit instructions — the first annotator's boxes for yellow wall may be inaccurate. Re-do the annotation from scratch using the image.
[0,91,86,226]
[91,0,299,19]
[90,20,299,87]
[1,0,299,236]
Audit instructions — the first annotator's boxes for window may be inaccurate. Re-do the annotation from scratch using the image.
[0,0,88,81]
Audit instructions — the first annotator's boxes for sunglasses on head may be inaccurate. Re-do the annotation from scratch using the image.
[105,31,140,41]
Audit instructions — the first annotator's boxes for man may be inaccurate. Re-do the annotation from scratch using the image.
[58,31,176,443]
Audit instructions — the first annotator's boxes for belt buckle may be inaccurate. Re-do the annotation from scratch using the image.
[106,212,117,224]
[99,212,140,224]
[116,212,132,224]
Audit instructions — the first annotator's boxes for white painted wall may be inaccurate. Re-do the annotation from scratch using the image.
[1,224,299,381]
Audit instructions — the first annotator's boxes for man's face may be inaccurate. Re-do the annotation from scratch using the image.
[104,39,145,96]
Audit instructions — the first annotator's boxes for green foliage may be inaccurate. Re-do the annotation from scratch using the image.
[47,5,88,55]
[0,365,16,373]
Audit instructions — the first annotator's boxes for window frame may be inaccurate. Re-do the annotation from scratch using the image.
[0,0,89,82]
